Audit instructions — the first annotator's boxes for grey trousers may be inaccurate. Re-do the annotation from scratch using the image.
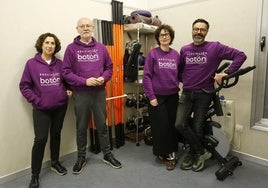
[73,90,111,159]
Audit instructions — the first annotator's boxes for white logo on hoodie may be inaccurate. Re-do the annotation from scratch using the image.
[39,73,61,86]
[77,50,99,62]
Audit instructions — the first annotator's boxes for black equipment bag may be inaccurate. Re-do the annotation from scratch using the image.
[123,40,142,82]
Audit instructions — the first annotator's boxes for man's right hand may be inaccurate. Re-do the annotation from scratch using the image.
[86,77,99,86]
[214,73,228,85]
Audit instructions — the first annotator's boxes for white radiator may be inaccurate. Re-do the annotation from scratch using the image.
[212,100,236,156]
[213,100,236,143]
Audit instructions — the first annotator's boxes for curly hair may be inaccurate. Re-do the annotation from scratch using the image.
[35,33,61,55]
[154,24,175,46]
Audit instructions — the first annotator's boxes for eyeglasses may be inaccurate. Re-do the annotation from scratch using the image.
[193,27,207,33]
[78,24,93,29]
[159,33,170,38]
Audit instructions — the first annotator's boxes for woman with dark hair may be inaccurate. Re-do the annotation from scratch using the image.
[142,25,181,170]
[19,33,72,188]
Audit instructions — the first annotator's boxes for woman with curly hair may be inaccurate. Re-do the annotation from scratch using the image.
[19,33,72,188]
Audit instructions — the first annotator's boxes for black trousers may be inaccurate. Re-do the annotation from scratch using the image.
[31,103,67,175]
[175,91,212,155]
[148,93,179,157]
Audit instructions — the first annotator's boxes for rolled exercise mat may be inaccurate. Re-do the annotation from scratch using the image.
[130,13,152,25]
[151,16,162,26]
[131,10,152,17]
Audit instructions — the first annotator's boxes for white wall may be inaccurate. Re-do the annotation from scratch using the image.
[0,0,267,181]
[0,0,146,179]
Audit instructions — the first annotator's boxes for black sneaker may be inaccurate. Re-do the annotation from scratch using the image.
[103,153,122,169]
[72,158,86,174]
[51,161,67,176]
[29,175,39,188]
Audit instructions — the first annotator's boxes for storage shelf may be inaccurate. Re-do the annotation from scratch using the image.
[124,23,155,145]
[124,23,157,34]
[125,131,145,143]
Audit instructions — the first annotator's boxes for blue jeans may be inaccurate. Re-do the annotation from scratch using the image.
[175,91,212,155]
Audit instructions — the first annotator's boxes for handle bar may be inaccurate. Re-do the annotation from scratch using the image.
[216,62,231,73]
[202,65,256,94]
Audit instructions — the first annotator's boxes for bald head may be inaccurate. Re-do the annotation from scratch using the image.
[76,17,93,28]
[76,17,94,43]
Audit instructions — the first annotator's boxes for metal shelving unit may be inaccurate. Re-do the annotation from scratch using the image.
[123,23,157,146]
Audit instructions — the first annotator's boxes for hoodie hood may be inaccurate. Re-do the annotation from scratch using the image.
[34,53,58,66]
[73,35,97,48]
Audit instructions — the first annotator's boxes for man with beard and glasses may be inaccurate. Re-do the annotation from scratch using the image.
[175,18,247,172]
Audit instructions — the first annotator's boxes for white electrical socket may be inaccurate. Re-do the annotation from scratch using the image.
[235,124,243,132]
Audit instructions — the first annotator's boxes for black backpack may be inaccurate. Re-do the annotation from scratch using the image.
[123,40,142,82]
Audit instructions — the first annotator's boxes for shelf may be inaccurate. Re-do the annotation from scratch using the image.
[124,23,157,34]
[124,23,154,145]
[125,131,145,143]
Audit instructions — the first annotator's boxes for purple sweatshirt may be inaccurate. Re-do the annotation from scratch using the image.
[62,36,113,92]
[179,41,247,92]
[142,47,180,101]
[19,53,68,110]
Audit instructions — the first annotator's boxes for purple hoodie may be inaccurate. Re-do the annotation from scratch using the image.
[142,47,180,101]
[19,53,68,110]
[62,36,113,92]
[179,41,247,92]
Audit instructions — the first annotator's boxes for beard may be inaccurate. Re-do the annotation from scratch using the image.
[193,34,205,44]
[82,32,92,38]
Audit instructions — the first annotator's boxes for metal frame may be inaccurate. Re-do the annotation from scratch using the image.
[251,0,268,131]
